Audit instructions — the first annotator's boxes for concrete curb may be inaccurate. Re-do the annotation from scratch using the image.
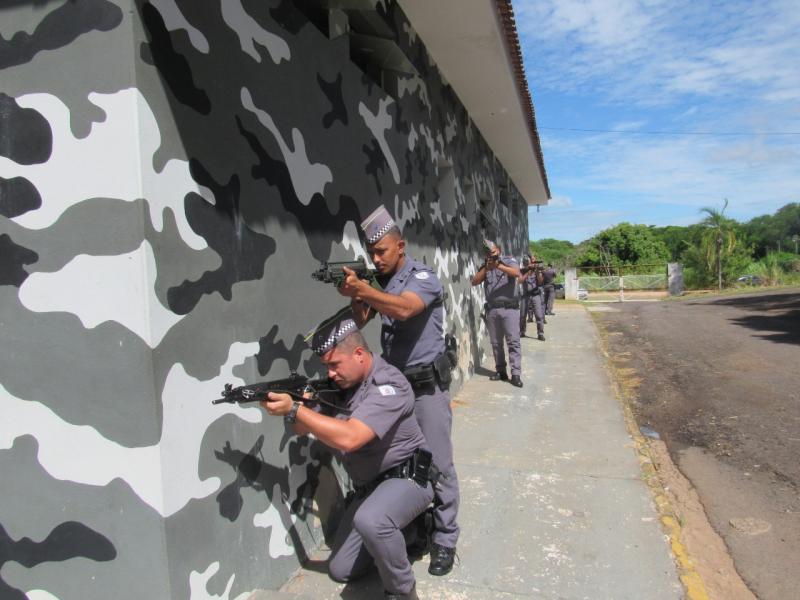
[590,310,710,600]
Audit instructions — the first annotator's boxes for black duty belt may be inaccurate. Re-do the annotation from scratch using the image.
[526,288,542,297]
[348,449,438,503]
[353,459,412,498]
[486,299,519,310]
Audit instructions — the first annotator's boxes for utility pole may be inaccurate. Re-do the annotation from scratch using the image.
[793,234,799,255]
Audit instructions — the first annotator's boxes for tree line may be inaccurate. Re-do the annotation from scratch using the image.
[530,202,800,289]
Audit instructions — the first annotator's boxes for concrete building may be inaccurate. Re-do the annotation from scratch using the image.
[0,0,549,597]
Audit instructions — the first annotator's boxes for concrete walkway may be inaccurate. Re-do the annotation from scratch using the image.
[274,304,683,599]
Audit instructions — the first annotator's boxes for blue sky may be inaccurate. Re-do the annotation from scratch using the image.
[515,0,800,243]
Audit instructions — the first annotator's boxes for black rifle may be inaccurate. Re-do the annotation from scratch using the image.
[212,372,350,414]
[520,260,544,274]
[311,258,378,288]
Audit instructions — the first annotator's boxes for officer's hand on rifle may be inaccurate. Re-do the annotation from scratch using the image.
[337,266,364,299]
[261,392,293,416]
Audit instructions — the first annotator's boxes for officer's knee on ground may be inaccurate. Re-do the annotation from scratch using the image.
[328,553,366,583]
[353,505,393,541]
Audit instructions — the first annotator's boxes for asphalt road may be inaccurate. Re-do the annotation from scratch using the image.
[596,289,800,600]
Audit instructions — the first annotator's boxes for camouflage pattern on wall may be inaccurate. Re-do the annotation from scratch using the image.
[0,0,531,597]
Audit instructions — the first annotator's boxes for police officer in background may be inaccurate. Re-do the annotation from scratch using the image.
[542,263,557,316]
[336,205,460,577]
[519,255,546,341]
[471,239,524,387]
[261,310,432,600]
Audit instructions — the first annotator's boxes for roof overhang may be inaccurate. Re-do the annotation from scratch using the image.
[397,0,550,206]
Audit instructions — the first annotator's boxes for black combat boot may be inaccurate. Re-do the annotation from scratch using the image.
[489,370,508,381]
[538,333,546,341]
[510,375,523,388]
[385,584,419,599]
[428,543,456,576]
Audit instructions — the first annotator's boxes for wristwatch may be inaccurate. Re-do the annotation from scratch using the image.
[284,400,301,424]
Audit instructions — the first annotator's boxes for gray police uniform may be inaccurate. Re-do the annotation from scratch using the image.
[520,271,544,337]
[483,255,522,376]
[327,355,434,595]
[542,267,557,314]
[378,256,460,549]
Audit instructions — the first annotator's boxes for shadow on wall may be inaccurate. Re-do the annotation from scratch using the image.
[214,434,346,561]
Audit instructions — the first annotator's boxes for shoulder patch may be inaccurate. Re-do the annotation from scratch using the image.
[414,271,430,280]
[378,385,396,396]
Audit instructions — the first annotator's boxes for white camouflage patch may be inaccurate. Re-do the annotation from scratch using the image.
[414,271,430,280]
[378,385,396,396]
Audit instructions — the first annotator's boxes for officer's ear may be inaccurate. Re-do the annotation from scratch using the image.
[352,345,367,362]
[396,238,405,256]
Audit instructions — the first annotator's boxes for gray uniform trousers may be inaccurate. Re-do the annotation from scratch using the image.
[329,477,434,594]
[520,292,544,336]
[543,284,555,314]
[414,384,460,548]
[486,306,522,376]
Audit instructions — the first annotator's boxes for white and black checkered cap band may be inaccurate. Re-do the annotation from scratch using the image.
[312,319,356,355]
[366,218,396,244]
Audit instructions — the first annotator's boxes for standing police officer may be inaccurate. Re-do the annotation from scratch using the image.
[519,256,546,341]
[471,239,524,387]
[335,205,460,577]
[262,310,432,599]
[542,263,557,316]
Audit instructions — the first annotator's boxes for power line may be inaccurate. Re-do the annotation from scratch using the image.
[538,126,800,137]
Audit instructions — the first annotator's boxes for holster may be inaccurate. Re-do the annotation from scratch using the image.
[433,353,452,387]
[403,363,437,389]
[404,353,453,391]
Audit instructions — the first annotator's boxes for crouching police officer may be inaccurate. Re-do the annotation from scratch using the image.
[472,239,524,387]
[336,205,461,576]
[262,309,433,600]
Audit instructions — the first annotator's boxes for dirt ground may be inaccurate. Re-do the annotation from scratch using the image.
[592,289,800,600]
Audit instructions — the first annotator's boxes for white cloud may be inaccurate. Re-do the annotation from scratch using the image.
[546,195,573,208]
[518,0,800,105]
[517,0,800,243]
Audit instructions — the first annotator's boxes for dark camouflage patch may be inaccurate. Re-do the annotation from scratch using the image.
[139,0,211,115]
[0,93,52,165]
[0,234,37,287]
[0,0,122,70]
[0,176,41,218]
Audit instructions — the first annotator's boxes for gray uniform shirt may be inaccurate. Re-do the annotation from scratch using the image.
[542,267,556,285]
[335,355,425,486]
[521,270,539,293]
[378,256,445,368]
[483,255,519,303]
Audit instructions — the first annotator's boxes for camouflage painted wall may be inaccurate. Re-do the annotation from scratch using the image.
[0,0,530,597]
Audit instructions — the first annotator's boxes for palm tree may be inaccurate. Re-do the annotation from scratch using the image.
[699,199,737,290]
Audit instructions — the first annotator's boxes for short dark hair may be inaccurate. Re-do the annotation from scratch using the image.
[384,226,402,240]
[336,330,369,354]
